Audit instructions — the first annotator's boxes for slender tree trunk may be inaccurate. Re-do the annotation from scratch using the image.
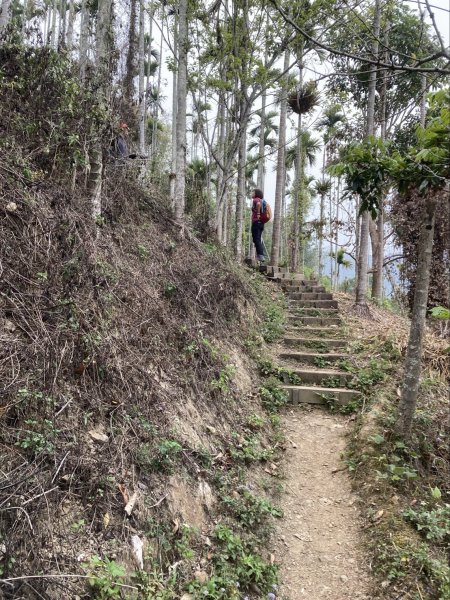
[151,18,163,162]
[354,0,381,313]
[87,0,113,220]
[173,0,187,223]
[79,0,89,80]
[354,196,361,282]
[334,180,340,290]
[216,91,226,241]
[138,0,146,156]
[318,192,325,277]
[291,61,303,273]
[270,49,289,267]
[329,184,334,286]
[420,74,427,127]
[50,0,57,47]
[59,0,67,47]
[226,180,233,247]
[234,114,247,261]
[170,13,178,207]
[0,0,12,33]
[397,195,437,436]
[256,83,266,190]
[67,0,75,50]
[124,0,138,105]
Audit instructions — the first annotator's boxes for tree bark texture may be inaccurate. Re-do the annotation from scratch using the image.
[354,0,381,312]
[138,0,146,156]
[234,117,247,261]
[170,13,178,207]
[124,0,138,105]
[174,0,187,223]
[0,0,12,33]
[270,49,289,267]
[397,195,437,436]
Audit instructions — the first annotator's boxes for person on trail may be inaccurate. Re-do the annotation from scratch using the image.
[251,188,266,262]
[112,122,130,159]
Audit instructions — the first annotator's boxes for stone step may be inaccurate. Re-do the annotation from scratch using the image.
[279,351,347,365]
[269,274,305,282]
[280,367,353,386]
[287,292,333,300]
[285,326,343,337]
[289,299,338,308]
[283,385,361,406]
[288,307,339,316]
[283,336,347,349]
[282,285,327,293]
[288,316,342,327]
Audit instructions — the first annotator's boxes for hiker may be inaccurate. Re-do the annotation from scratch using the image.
[111,122,130,159]
[251,188,266,262]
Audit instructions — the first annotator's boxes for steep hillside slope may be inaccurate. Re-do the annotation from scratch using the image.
[0,47,287,600]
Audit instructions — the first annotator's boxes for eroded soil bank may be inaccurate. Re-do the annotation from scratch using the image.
[275,408,371,600]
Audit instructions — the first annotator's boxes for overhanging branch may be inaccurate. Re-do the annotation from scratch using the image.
[269,0,450,75]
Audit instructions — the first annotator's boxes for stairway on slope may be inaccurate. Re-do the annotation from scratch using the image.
[266,267,360,408]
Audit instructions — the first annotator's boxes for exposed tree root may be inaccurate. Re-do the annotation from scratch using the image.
[351,302,373,318]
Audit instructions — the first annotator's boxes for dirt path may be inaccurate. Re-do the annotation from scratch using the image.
[275,407,371,600]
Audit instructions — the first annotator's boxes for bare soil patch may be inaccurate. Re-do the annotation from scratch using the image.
[275,407,372,600]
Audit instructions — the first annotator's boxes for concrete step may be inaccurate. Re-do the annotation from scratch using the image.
[288,316,342,327]
[283,336,347,349]
[282,285,327,294]
[280,367,353,387]
[289,299,338,309]
[269,274,305,282]
[279,351,347,365]
[283,385,361,406]
[288,306,339,316]
[285,326,343,337]
[287,292,333,300]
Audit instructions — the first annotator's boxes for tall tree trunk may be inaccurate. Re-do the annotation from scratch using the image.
[0,0,12,34]
[334,179,340,290]
[420,74,427,127]
[59,0,67,47]
[170,13,178,207]
[87,0,113,220]
[256,82,267,190]
[355,195,361,282]
[372,25,389,302]
[138,0,146,156]
[354,0,381,313]
[234,114,247,261]
[50,0,57,47]
[79,0,89,80]
[216,90,226,242]
[318,192,325,277]
[151,19,163,162]
[270,49,289,267]
[397,195,437,436]
[291,60,303,273]
[124,0,138,105]
[66,0,75,50]
[173,0,187,223]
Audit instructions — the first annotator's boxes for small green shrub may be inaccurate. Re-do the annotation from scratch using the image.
[259,378,288,413]
[83,556,126,600]
[403,503,450,545]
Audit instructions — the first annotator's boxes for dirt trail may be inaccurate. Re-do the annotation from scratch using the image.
[275,407,371,600]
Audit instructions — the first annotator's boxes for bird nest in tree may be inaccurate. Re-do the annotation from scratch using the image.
[287,83,318,115]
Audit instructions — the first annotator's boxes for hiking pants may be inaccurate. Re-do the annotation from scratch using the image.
[252,221,265,257]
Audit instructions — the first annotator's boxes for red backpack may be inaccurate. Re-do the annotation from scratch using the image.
[260,199,272,224]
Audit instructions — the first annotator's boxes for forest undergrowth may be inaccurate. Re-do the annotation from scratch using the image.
[0,46,290,600]
[334,294,450,600]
